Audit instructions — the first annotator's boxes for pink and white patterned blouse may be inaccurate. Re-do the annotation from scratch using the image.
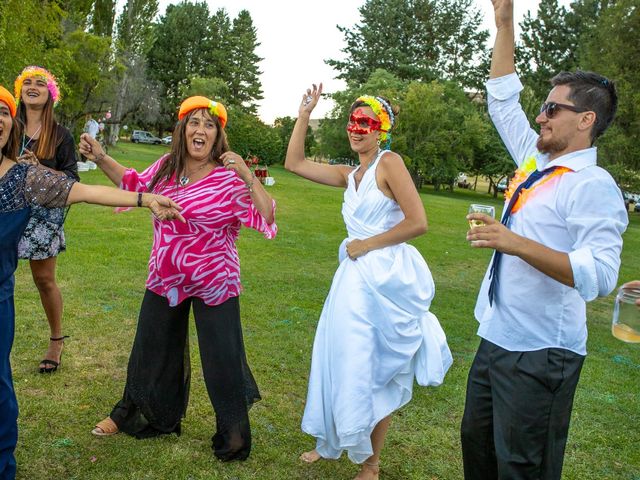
[119,154,277,307]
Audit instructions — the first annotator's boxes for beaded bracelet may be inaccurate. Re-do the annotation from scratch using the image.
[245,173,256,193]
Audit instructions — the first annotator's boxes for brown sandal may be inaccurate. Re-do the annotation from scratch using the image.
[91,417,119,437]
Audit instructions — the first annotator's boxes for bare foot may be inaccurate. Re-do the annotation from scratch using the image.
[299,449,322,464]
[354,462,379,480]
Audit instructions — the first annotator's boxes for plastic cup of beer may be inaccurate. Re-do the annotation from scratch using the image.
[612,285,640,343]
[468,204,495,228]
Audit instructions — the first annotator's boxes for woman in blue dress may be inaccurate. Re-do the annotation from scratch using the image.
[0,85,183,480]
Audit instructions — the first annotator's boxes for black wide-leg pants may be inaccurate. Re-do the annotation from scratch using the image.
[461,339,584,480]
[110,290,260,461]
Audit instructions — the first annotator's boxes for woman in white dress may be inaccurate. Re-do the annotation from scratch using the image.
[284,84,452,479]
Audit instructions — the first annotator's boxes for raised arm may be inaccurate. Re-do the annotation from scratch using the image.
[78,133,127,186]
[490,0,516,79]
[284,83,353,188]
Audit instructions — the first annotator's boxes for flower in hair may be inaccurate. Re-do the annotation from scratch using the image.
[356,95,395,149]
[14,66,61,106]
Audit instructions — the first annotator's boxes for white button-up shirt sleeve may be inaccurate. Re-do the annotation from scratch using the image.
[563,173,628,301]
[486,73,540,166]
[486,73,628,303]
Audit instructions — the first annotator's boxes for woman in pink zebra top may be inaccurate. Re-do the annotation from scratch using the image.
[78,96,277,461]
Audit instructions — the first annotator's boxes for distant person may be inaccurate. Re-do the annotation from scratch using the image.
[0,84,182,480]
[14,66,79,373]
[80,96,277,462]
[285,84,452,479]
[83,114,99,140]
[461,1,628,479]
[81,114,99,166]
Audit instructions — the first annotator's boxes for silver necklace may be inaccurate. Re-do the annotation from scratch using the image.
[179,161,209,186]
[20,124,42,156]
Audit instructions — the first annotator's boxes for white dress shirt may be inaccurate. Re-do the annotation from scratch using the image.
[474,73,628,355]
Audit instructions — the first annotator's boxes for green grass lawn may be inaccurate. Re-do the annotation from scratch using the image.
[12,142,640,479]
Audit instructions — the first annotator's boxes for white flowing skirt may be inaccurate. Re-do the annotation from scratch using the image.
[301,241,452,464]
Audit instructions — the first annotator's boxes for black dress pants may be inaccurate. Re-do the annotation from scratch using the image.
[110,290,261,461]
[461,339,584,480]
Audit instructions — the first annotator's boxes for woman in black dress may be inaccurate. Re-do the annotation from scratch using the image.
[14,66,79,373]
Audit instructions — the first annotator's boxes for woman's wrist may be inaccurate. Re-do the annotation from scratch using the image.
[95,152,106,163]
[138,192,147,207]
[244,172,256,193]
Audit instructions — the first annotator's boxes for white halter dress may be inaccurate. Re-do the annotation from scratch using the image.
[301,150,453,464]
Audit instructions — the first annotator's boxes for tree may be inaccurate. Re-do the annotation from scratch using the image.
[326,0,488,90]
[207,9,234,81]
[55,30,114,128]
[578,0,640,173]
[396,80,488,190]
[147,1,214,131]
[226,108,282,166]
[105,0,159,144]
[517,0,577,104]
[227,10,263,114]
[273,116,316,161]
[470,120,513,197]
[91,0,117,38]
[179,76,231,104]
[0,0,64,85]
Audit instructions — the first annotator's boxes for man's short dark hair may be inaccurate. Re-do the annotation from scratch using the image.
[550,70,617,143]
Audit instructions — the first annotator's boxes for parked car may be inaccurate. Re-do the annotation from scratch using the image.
[635,202,640,213]
[131,130,162,144]
[162,135,172,145]
[457,173,471,189]
[496,178,508,193]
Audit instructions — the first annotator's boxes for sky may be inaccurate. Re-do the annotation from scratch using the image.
[153,0,573,124]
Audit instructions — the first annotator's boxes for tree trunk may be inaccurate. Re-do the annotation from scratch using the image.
[107,61,131,146]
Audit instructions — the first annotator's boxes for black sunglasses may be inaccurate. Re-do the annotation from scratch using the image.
[540,102,589,119]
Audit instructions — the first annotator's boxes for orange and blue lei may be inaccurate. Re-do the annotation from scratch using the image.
[504,156,572,214]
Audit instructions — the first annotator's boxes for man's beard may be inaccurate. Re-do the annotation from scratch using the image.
[536,133,569,155]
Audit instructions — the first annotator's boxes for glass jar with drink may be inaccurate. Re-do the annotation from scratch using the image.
[612,283,640,343]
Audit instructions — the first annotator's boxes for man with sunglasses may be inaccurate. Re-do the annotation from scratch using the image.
[460,1,628,479]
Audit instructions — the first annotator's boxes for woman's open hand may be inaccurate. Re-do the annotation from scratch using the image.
[299,83,323,116]
[145,194,185,222]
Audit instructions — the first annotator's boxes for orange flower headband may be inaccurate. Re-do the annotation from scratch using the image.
[14,66,60,106]
[0,85,17,117]
[178,96,227,129]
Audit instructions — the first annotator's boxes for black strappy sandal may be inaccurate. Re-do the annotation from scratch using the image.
[39,335,69,373]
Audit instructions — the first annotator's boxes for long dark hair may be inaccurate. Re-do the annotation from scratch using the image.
[147,108,229,192]
[1,119,20,160]
[16,92,59,160]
